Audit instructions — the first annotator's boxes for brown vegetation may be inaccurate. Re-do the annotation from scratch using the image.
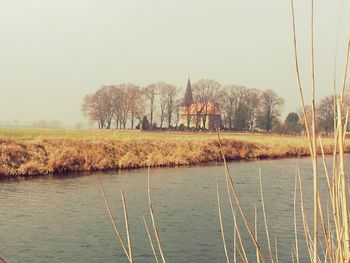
[0,130,346,178]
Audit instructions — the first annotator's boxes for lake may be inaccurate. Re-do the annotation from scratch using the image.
[0,156,339,262]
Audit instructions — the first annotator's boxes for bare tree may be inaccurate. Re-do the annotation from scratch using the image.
[317,95,335,134]
[245,88,261,131]
[156,82,173,128]
[81,86,115,129]
[220,86,237,129]
[298,104,312,132]
[165,85,178,128]
[143,84,157,129]
[101,86,120,129]
[220,85,248,130]
[119,85,131,129]
[174,98,181,128]
[256,89,284,132]
[111,86,125,129]
[82,94,102,128]
[134,101,146,129]
[232,86,248,131]
[127,85,142,129]
[82,84,145,130]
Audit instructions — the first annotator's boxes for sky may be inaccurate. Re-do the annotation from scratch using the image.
[0,0,350,125]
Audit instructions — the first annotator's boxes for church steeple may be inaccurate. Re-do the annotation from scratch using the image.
[182,77,194,107]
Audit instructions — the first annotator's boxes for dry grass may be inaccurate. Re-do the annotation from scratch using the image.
[0,128,347,177]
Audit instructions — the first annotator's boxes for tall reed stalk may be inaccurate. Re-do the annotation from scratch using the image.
[97,175,133,262]
[146,167,167,263]
[97,2,350,262]
[290,0,350,261]
[307,2,320,262]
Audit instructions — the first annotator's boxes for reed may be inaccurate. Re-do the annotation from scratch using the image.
[289,0,350,261]
[121,189,133,263]
[97,175,132,262]
[233,209,248,263]
[143,215,159,263]
[217,183,230,263]
[259,169,274,263]
[146,167,167,263]
[274,237,279,263]
[254,204,260,263]
[233,211,237,263]
[309,1,319,260]
[218,132,266,262]
[293,171,300,263]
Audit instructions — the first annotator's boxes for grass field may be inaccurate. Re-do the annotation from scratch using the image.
[0,127,335,144]
[0,127,345,178]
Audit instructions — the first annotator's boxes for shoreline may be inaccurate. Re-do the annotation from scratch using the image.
[0,154,323,182]
[0,132,344,179]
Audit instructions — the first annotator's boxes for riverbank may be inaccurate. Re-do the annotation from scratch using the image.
[0,128,345,178]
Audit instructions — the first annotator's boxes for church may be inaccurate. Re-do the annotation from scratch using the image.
[179,78,221,130]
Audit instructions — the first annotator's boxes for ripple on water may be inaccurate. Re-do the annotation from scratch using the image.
[0,155,342,262]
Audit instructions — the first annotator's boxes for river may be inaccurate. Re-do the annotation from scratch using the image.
[0,156,341,262]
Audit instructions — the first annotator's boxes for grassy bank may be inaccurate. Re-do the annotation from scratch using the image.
[0,128,345,177]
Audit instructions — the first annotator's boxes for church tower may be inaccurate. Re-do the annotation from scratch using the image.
[181,77,194,107]
[179,77,194,128]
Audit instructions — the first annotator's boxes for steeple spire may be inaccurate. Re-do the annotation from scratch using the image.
[182,77,194,107]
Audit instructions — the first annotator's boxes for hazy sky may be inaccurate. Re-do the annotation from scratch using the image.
[0,0,349,125]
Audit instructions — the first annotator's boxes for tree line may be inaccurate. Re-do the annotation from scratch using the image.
[81,79,347,134]
[81,83,180,130]
[284,95,350,135]
[81,79,287,131]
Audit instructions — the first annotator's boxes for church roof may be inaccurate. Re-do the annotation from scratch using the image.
[181,78,194,107]
[182,102,221,116]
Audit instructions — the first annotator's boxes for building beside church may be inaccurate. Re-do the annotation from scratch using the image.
[179,78,221,130]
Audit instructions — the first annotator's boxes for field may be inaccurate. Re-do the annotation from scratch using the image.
[0,127,346,177]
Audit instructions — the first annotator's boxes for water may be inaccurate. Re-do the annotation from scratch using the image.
[0,156,342,262]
